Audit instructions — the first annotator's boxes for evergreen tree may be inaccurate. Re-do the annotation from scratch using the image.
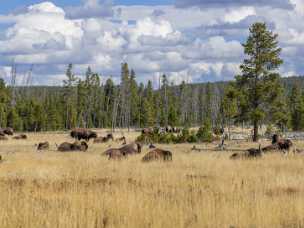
[289,85,304,131]
[235,22,283,141]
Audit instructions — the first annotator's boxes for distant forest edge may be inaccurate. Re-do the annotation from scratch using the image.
[0,22,304,137]
[0,62,302,132]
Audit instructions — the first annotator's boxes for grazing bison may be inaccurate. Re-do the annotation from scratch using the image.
[262,134,293,153]
[37,142,49,151]
[13,134,27,140]
[0,135,8,141]
[94,133,114,144]
[57,141,88,152]
[230,145,262,160]
[142,148,173,162]
[70,128,97,141]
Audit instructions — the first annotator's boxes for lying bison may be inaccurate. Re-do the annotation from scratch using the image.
[37,142,50,151]
[230,145,262,160]
[57,141,88,152]
[120,142,142,155]
[262,134,293,153]
[94,133,114,144]
[106,149,127,160]
[142,148,173,162]
[13,134,27,140]
[0,127,14,136]
[103,142,141,159]
[70,128,97,141]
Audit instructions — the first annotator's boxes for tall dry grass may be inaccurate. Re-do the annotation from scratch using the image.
[0,131,304,227]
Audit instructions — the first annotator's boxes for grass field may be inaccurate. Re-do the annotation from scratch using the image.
[0,130,304,228]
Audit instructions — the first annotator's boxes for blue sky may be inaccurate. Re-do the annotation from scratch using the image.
[0,0,302,85]
[1,0,173,13]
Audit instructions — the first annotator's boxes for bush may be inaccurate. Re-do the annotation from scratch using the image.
[187,134,198,143]
[197,119,213,142]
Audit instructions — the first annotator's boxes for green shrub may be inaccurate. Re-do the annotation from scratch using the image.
[197,119,213,142]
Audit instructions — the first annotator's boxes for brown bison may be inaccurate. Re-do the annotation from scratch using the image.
[262,134,293,153]
[120,142,142,155]
[4,127,13,135]
[57,141,88,152]
[103,142,141,158]
[0,135,8,141]
[37,142,50,151]
[0,127,13,136]
[13,134,27,140]
[93,133,114,144]
[106,149,128,160]
[142,148,173,162]
[70,128,97,141]
[230,145,262,159]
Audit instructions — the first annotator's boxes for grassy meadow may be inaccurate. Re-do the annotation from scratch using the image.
[0,130,304,227]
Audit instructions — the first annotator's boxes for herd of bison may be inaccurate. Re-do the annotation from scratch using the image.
[0,127,301,162]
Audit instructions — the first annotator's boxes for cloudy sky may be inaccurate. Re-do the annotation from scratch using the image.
[0,0,303,86]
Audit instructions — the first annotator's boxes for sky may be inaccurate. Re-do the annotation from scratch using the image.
[0,0,303,86]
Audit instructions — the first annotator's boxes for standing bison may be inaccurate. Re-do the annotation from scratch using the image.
[262,134,293,153]
[70,128,97,141]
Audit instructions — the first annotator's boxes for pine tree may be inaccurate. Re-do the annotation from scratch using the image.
[63,64,78,129]
[236,22,283,141]
[289,85,304,131]
[222,84,238,138]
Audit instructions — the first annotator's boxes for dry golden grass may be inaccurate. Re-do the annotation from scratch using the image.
[0,130,304,228]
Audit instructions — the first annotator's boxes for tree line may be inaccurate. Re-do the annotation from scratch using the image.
[0,22,303,138]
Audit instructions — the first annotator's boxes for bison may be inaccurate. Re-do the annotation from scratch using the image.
[120,142,142,155]
[103,142,141,159]
[13,134,27,140]
[37,142,50,151]
[230,145,262,160]
[262,134,293,153]
[106,149,127,160]
[70,128,97,141]
[93,133,114,144]
[4,127,13,135]
[142,148,173,162]
[57,141,88,152]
